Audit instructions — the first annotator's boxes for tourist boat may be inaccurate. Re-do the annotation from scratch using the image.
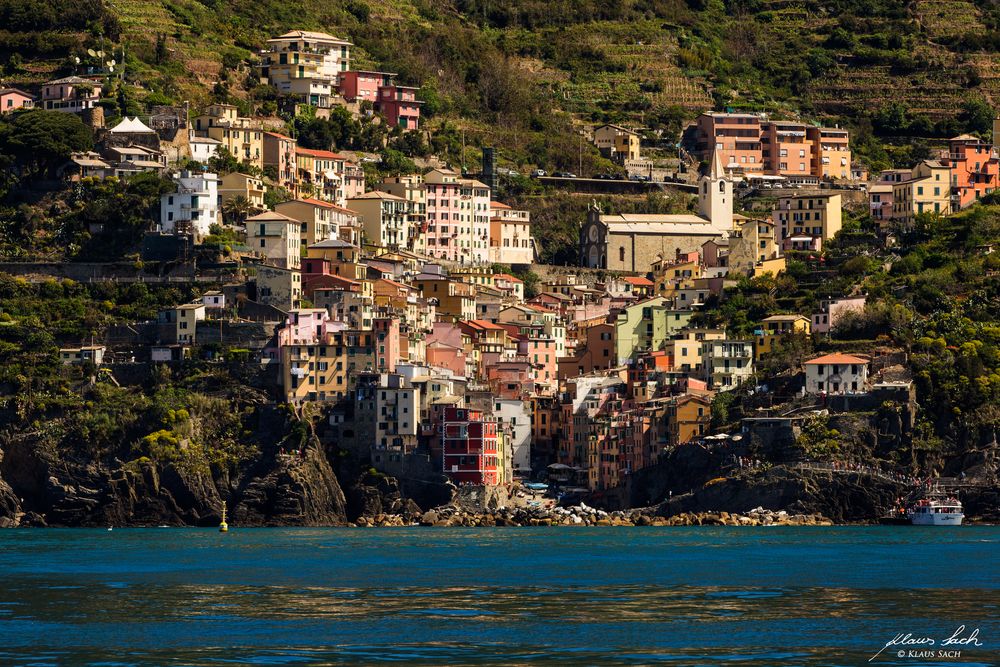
[908,489,964,526]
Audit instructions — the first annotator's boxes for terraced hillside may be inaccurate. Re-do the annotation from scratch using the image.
[5,0,1000,168]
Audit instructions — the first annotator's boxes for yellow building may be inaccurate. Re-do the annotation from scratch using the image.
[412,274,476,321]
[281,329,375,404]
[727,218,783,277]
[593,124,641,162]
[754,314,811,359]
[192,104,264,169]
[772,194,842,245]
[667,329,726,373]
[219,172,267,211]
[891,160,951,227]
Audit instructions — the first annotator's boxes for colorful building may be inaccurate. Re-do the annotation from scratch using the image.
[377,85,421,130]
[943,134,998,210]
[258,30,351,108]
[442,406,503,485]
[754,314,811,359]
[0,88,33,114]
[891,160,951,227]
[263,132,298,193]
[40,76,102,114]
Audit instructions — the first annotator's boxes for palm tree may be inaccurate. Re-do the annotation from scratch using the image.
[221,195,253,225]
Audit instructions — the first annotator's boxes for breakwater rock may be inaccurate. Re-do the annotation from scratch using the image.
[348,503,831,527]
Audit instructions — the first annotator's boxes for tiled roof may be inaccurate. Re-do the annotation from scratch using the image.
[804,353,869,365]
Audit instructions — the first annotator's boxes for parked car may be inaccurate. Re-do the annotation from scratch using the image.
[531,169,547,177]
[552,171,577,178]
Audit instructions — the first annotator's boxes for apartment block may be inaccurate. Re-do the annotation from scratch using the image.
[258,30,351,108]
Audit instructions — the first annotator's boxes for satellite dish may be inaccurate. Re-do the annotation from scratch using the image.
[96,50,104,57]
[109,59,116,66]
[73,56,81,64]
[108,65,115,72]
[87,49,97,57]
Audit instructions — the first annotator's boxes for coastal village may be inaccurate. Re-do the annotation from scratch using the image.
[1,26,998,526]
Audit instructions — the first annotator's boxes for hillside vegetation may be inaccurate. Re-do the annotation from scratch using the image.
[4,0,1000,174]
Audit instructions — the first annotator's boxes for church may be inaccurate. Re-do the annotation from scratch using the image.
[579,153,733,272]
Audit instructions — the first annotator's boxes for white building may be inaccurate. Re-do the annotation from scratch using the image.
[489,202,535,265]
[702,339,754,391]
[804,353,869,394]
[258,30,351,108]
[246,211,302,269]
[462,178,492,265]
[160,170,219,239]
[493,398,532,475]
[189,134,222,163]
[202,290,225,310]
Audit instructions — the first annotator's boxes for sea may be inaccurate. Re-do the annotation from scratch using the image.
[0,527,997,666]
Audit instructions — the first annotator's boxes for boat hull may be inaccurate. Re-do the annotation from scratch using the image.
[910,512,964,526]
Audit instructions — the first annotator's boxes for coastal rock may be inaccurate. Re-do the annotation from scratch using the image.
[232,438,348,526]
[650,464,904,523]
[0,476,19,528]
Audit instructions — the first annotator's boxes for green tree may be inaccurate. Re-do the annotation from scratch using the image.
[959,96,994,136]
[378,149,417,176]
[0,110,93,178]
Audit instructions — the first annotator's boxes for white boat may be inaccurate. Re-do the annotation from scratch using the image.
[908,489,964,526]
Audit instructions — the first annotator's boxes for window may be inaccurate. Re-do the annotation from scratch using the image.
[619,247,626,262]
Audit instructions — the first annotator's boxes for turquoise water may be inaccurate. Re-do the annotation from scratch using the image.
[0,527,997,666]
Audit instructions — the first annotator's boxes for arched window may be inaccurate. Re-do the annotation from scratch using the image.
[702,181,708,194]
[719,180,725,192]
[619,246,626,262]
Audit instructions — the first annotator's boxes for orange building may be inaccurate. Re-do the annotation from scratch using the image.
[695,112,763,173]
[694,113,851,181]
[806,126,851,180]
[944,134,999,210]
[762,121,812,178]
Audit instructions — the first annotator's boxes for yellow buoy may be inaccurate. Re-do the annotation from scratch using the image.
[219,505,228,533]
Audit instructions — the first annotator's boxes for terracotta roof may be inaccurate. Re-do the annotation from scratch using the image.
[245,211,299,223]
[265,131,295,141]
[493,273,523,283]
[490,201,512,209]
[464,319,507,331]
[804,353,869,365]
[296,147,345,159]
[376,277,414,291]
[622,276,654,286]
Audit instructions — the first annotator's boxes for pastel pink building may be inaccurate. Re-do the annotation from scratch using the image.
[521,337,558,388]
[41,76,103,114]
[377,85,421,130]
[278,308,341,346]
[0,88,33,114]
[373,317,401,373]
[338,70,395,103]
[426,341,468,378]
[424,168,464,262]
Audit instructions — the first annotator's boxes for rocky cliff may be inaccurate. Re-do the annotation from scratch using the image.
[0,412,422,527]
[652,465,906,524]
